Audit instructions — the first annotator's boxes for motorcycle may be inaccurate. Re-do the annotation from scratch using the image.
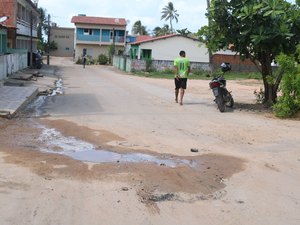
[209,62,234,112]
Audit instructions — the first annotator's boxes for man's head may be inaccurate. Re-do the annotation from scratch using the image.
[179,50,186,57]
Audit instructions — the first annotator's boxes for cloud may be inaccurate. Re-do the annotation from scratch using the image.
[39,0,209,33]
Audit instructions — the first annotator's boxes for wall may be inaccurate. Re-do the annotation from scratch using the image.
[212,54,259,72]
[50,27,75,57]
[113,56,209,73]
[75,44,124,60]
[136,36,209,62]
[0,52,28,80]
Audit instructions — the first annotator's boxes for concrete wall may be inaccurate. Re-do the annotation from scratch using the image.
[50,27,75,57]
[136,36,209,63]
[0,53,28,80]
[113,56,209,73]
[75,44,124,60]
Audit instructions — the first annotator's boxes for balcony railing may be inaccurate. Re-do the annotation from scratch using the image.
[16,19,38,38]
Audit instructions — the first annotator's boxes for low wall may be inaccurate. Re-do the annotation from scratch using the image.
[0,52,28,81]
[113,56,209,73]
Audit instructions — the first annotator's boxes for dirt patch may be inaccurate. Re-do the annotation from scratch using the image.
[0,118,246,204]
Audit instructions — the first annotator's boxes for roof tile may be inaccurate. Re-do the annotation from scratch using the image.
[71,16,127,26]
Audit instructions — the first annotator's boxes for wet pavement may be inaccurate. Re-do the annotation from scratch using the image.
[38,125,197,168]
[0,65,59,118]
[0,86,38,118]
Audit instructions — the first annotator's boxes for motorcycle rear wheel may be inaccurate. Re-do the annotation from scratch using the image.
[216,95,225,112]
[226,92,234,108]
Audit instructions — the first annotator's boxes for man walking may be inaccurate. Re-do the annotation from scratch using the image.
[174,50,190,105]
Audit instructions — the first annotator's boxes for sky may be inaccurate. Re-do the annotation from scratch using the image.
[38,0,209,34]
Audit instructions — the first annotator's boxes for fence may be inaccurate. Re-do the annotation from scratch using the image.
[0,52,28,81]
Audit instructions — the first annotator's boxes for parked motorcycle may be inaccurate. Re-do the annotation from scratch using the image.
[209,62,234,112]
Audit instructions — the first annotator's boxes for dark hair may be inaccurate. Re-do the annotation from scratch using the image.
[179,50,185,56]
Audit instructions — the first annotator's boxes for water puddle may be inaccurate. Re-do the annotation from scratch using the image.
[50,78,64,96]
[38,127,196,168]
[20,78,64,117]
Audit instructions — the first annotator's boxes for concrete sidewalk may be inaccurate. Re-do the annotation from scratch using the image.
[0,86,38,118]
[0,64,58,119]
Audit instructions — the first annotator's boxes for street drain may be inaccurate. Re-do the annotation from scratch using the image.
[38,127,196,168]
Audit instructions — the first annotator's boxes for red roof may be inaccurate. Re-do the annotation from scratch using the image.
[136,35,152,42]
[71,16,127,26]
[131,34,179,45]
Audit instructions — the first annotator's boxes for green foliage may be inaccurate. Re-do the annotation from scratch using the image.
[161,1,179,33]
[202,0,300,103]
[176,28,191,36]
[98,54,108,65]
[86,55,96,65]
[153,25,171,37]
[75,57,81,64]
[161,68,174,74]
[273,51,300,118]
[49,41,58,50]
[108,44,115,64]
[132,20,149,35]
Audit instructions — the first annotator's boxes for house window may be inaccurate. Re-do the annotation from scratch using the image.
[84,29,93,35]
[141,49,152,59]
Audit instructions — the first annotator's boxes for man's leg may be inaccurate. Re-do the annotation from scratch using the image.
[175,89,179,103]
[179,88,185,105]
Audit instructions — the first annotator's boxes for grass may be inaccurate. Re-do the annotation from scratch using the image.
[133,69,262,80]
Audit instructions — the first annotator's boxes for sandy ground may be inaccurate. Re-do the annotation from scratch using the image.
[0,57,300,225]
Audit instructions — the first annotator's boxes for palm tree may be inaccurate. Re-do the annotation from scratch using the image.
[161,2,179,33]
[176,28,191,37]
[153,25,171,37]
[131,20,148,35]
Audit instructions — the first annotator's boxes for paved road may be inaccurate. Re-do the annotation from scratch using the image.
[1,57,300,225]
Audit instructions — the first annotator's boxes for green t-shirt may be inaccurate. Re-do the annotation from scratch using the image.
[174,57,190,78]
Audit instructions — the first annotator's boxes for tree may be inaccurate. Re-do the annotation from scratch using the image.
[201,0,300,104]
[153,25,171,37]
[176,28,191,37]
[131,20,149,35]
[161,2,179,33]
[37,7,48,51]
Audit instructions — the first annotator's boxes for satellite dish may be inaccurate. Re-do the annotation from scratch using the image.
[0,16,9,23]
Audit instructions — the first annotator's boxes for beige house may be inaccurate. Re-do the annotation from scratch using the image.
[130,34,209,63]
[50,26,75,57]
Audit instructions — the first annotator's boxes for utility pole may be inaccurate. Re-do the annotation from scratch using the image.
[30,10,33,67]
[47,14,50,65]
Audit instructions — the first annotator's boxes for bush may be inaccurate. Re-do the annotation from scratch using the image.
[86,55,96,65]
[161,68,174,75]
[191,68,207,76]
[273,51,300,118]
[98,54,108,65]
[145,58,153,72]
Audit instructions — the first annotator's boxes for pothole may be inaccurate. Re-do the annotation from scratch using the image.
[38,126,197,168]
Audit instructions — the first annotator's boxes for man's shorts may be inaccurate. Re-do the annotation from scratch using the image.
[175,78,187,89]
